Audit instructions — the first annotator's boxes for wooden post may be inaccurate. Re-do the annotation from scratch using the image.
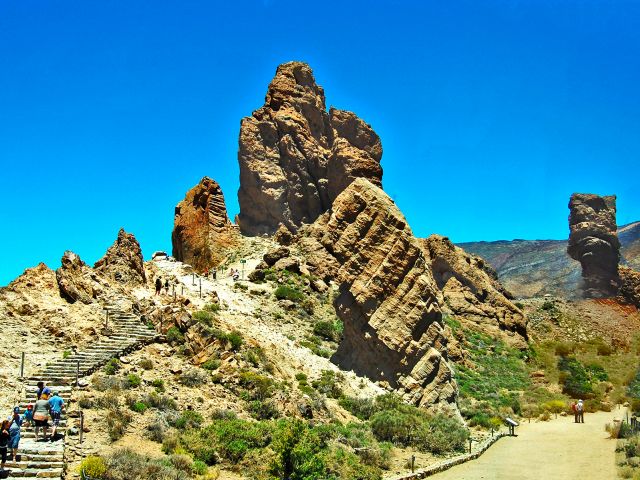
[192,273,195,286]
[469,438,473,453]
[80,411,84,444]
[199,277,202,298]
[181,285,184,295]
[411,454,415,473]
[105,309,109,331]
[20,352,25,379]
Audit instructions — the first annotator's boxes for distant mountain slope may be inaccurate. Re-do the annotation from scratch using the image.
[458,221,640,298]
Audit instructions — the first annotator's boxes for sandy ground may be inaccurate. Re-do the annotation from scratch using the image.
[429,410,621,480]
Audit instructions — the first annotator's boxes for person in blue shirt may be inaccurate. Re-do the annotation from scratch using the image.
[7,407,22,461]
[48,392,65,441]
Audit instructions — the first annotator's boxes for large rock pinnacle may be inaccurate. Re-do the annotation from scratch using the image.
[567,193,621,297]
[237,61,383,236]
[94,228,146,285]
[172,177,239,271]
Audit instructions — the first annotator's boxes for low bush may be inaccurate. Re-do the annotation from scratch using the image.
[179,369,209,387]
[174,410,204,430]
[151,379,165,393]
[166,326,185,344]
[94,391,120,410]
[125,374,142,389]
[204,303,220,313]
[102,448,189,480]
[138,359,154,370]
[313,320,343,342]
[202,358,221,371]
[339,396,376,420]
[92,375,123,392]
[211,409,236,420]
[79,456,107,478]
[274,285,304,302]
[247,399,280,420]
[106,408,133,441]
[312,370,344,399]
[193,310,214,326]
[226,331,243,351]
[169,453,193,474]
[77,395,94,409]
[558,357,596,398]
[145,392,178,411]
[130,401,147,414]
[239,371,276,400]
[104,358,121,376]
[192,459,208,475]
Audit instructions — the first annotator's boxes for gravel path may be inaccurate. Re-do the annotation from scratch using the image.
[429,410,620,480]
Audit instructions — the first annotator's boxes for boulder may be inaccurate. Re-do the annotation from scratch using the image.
[619,266,640,307]
[55,251,97,304]
[237,61,383,236]
[172,177,240,271]
[274,224,295,246]
[94,228,146,284]
[567,194,621,297]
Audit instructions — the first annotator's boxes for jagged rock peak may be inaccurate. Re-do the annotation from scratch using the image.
[237,61,383,236]
[56,251,97,304]
[298,178,457,413]
[172,177,239,271]
[567,193,621,298]
[94,228,146,284]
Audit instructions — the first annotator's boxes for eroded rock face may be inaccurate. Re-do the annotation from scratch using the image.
[421,236,528,345]
[237,61,383,236]
[172,177,240,271]
[567,194,621,297]
[94,228,146,284]
[620,266,640,308]
[297,178,457,413]
[55,251,98,304]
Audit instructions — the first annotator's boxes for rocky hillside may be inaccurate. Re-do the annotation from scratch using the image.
[459,221,640,298]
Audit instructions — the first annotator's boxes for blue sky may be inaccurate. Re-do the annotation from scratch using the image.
[1,0,639,285]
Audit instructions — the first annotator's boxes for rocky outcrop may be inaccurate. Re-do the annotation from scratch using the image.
[567,194,621,298]
[295,178,457,412]
[237,61,383,236]
[421,236,527,344]
[620,266,640,308]
[94,228,146,284]
[55,251,99,304]
[172,177,240,271]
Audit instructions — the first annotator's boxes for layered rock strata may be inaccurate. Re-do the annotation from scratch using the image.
[237,61,383,236]
[422,235,527,343]
[296,178,456,412]
[172,177,239,271]
[94,228,146,284]
[567,193,621,297]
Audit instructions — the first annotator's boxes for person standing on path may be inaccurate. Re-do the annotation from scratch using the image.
[164,279,170,294]
[155,277,162,295]
[571,401,578,423]
[32,393,51,441]
[7,407,22,462]
[0,420,10,471]
[577,399,585,423]
[48,391,65,440]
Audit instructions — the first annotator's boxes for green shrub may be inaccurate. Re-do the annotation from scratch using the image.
[274,285,304,302]
[312,370,344,399]
[106,408,133,441]
[104,358,120,376]
[79,456,107,478]
[166,326,185,344]
[202,358,221,371]
[174,410,204,430]
[558,356,596,398]
[239,371,275,400]
[125,374,141,389]
[247,399,280,420]
[145,392,178,411]
[131,401,147,413]
[92,375,123,392]
[313,320,343,342]
[204,303,220,313]
[179,369,209,387]
[193,310,214,326]
[227,331,243,351]
[555,342,575,357]
[152,379,165,393]
[103,448,187,479]
[63,350,72,359]
[192,459,208,475]
[339,396,376,420]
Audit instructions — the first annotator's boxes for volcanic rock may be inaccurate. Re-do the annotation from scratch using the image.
[237,61,383,236]
[421,235,528,343]
[297,178,457,412]
[55,251,97,304]
[567,193,621,297]
[620,266,640,308]
[94,228,146,284]
[172,177,239,271]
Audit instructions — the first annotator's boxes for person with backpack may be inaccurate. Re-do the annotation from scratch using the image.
[48,391,65,440]
[23,405,33,427]
[35,381,45,401]
[576,399,585,423]
[7,407,22,461]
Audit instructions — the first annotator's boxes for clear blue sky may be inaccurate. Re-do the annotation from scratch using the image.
[1,0,639,285]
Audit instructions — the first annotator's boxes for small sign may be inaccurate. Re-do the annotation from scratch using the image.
[240,259,247,264]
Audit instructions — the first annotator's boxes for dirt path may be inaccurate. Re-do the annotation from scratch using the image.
[429,410,621,480]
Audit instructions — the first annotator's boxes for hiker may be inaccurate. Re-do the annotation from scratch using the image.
[232,270,240,282]
[576,399,585,423]
[35,381,45,401]
[571,401,578,423]
[164,279,170,294]
[0,420,10,470]
[155,277,162,295]
[32,392,50,441]
[23,405,33,427]
[48,391,65,440]
[7,407,22,462]
[212,268,217,281]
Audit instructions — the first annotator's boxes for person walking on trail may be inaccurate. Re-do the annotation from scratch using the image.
[164,279,170,294]
[35,381,45,401]
[571,401,578,423]
[48,391,65,440]
[23,405,33,427]
[0,420,10,471]
[576,399,585,423]
[32,393,51,442]
[155,277,162,295]
[7,407,22,462]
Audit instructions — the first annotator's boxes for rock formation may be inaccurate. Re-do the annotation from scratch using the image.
[421,236,527,345]
[291,178,456,412]
[567,193,621,298]
[619,266,640,308]
[94,228,146,284]
[237,61,383,236]
[55,251,99,304]
[172,177,239,271]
